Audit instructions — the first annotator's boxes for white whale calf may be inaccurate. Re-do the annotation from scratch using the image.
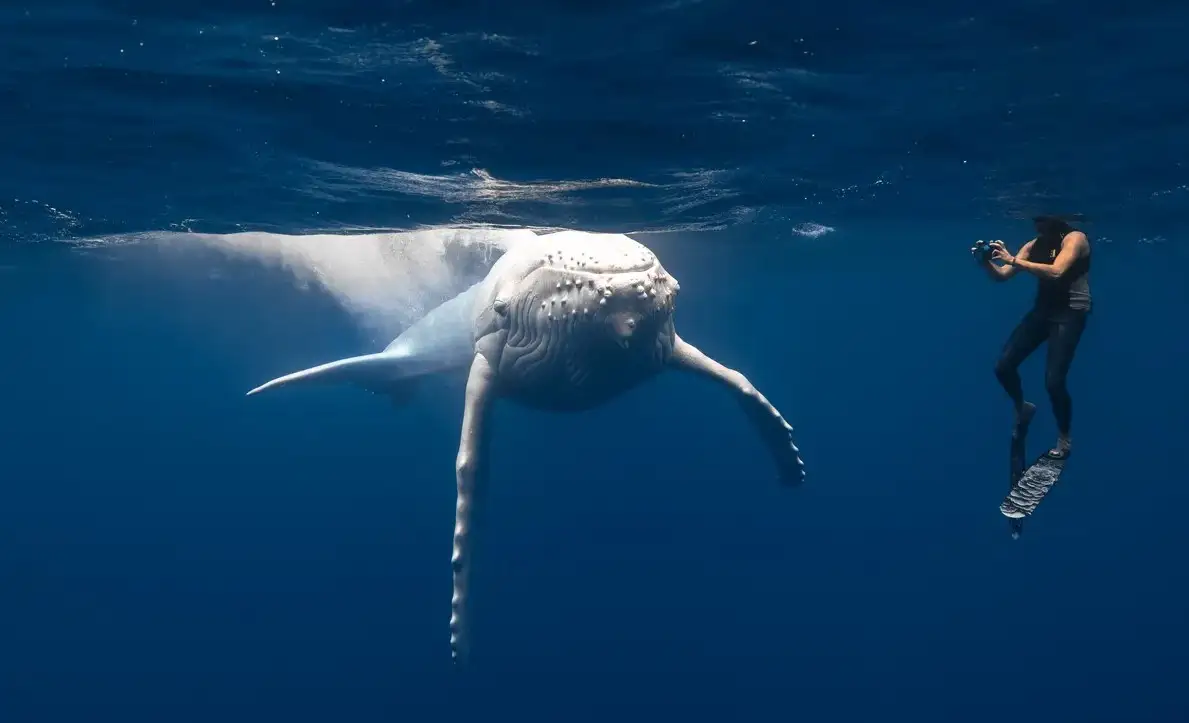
[246,229,806,662]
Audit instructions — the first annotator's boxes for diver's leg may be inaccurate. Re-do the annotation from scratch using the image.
[995,310,1048,429]
[1044,312,1088,458]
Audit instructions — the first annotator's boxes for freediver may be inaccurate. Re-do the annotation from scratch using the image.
[973,215,1092,460]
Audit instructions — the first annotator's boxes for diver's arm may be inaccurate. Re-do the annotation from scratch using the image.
[1009,232,1088,280]
[983,239,1033,282]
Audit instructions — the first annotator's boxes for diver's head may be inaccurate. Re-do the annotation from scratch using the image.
[1032,214,1078,239]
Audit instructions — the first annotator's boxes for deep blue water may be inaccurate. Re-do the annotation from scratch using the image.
[3,2,1189,722]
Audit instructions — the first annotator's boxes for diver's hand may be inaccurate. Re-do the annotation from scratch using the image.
[988,240,1015,266]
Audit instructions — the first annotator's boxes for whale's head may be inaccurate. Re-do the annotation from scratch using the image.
[518,231,680,355]
[487,231,681,408]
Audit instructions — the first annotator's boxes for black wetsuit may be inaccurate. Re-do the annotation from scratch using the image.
[994,232,1092,436]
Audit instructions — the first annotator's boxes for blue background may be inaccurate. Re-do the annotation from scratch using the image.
[3,2,1188,721]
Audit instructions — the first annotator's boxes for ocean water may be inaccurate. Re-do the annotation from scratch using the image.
[3,1,1188,722]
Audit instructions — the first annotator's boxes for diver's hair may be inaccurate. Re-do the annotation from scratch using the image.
[1032,214,1081,238]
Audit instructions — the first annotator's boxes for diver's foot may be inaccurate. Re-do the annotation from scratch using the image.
[1048,435,1072,460]
[1013,402,1036,435]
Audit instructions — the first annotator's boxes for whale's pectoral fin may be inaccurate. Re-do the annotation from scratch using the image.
[669,334,806,485]
[245,352,422,399]
[450,352,496,665]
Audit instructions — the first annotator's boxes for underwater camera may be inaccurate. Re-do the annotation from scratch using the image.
[971,239,999,262]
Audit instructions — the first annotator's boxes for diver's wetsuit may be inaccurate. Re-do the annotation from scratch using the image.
[994,232,1092,437]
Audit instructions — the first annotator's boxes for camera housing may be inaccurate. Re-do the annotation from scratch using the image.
[971,239,998,262]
